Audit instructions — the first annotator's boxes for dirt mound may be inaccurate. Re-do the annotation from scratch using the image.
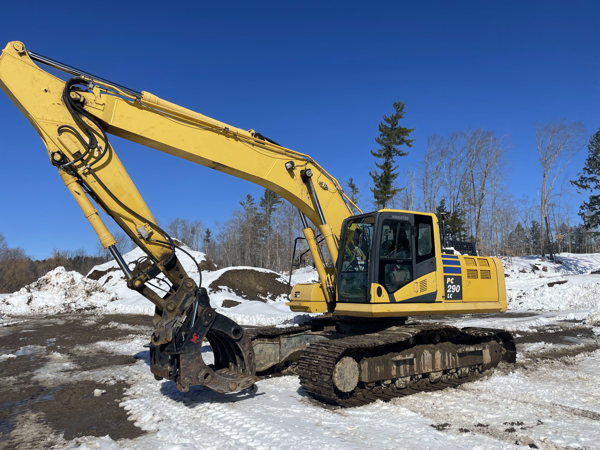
[87,267,116,281]
[221,299,242,308]
[209,269,289,302]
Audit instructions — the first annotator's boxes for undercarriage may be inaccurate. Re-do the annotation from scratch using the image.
[149,302,515,407]
[297,323,515,406]
[152,312,516,407]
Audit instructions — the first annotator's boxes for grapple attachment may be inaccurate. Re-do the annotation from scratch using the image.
[149,288,257,393]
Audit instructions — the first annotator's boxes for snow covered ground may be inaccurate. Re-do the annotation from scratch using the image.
[1,251,600,449]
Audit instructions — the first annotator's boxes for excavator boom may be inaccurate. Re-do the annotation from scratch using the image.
[0,40,361,393]
[0,42,269,392]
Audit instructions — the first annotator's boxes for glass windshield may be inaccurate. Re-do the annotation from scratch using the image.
[339,216,374,300]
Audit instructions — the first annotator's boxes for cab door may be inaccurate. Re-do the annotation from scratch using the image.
[377,215,414,294]
[374,212,437,302]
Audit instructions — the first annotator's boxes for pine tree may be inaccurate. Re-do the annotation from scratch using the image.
[347,177,360,205]
[446,205,468,241]
[506,223,528,255]
[571,128,600,228]
[435,199,467,242]
[370,101,414,209]
[528,221,541,254]
[202,228,212,252]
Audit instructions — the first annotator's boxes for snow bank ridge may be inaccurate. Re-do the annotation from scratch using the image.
[0,267,116,315]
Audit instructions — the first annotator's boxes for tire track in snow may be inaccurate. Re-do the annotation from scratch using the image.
[395,351,600,449]
[120,370,341,449]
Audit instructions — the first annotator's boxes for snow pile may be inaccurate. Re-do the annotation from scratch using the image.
[503,254,600,317]
[206,265,289,301]
[0,267,116,315]
[84,246,303,322]
[207,265,312,325]
[0,245,315,324]
[286,265,319,284]
[507,275,600,314]
[502,253,600,279]
[219,300,300,326]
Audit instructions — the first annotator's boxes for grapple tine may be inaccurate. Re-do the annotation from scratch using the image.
[149,289,256,393]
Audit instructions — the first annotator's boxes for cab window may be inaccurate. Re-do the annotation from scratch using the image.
[339,216,374,300]
[415,216,434,263]
[378,219,412,293]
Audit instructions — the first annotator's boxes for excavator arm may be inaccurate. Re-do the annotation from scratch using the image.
[0,41,357,392]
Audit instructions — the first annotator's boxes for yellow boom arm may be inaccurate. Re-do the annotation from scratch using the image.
[0,40,364,392]
[0,41,359,312]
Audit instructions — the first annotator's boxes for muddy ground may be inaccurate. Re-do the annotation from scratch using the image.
[0,314,598,449]
[0,315,153,448]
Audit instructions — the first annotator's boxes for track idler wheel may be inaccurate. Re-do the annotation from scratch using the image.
[332,356,360,393]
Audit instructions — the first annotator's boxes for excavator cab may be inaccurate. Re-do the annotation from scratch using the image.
[337,210,437,305]
[289,210,441,314]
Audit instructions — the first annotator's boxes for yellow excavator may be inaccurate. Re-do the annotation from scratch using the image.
[0,41,515,406]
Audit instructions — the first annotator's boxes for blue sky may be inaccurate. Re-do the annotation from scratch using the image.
[0,1,598,259]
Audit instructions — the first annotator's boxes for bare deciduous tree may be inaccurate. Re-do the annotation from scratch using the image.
[536,121,586,255]
[422,133,467,216]
[168,218,204,251]
[463,130,506,246]
[441,134,466,214]
[421,135,449,212]
[400,168,415,210]
[260,189,282,269]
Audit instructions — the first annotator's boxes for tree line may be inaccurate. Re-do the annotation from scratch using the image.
[163,113,600,266]
[365,101,598,258]
[167,190,304,273]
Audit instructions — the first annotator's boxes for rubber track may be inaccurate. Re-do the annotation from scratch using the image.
[298,325,511,407]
